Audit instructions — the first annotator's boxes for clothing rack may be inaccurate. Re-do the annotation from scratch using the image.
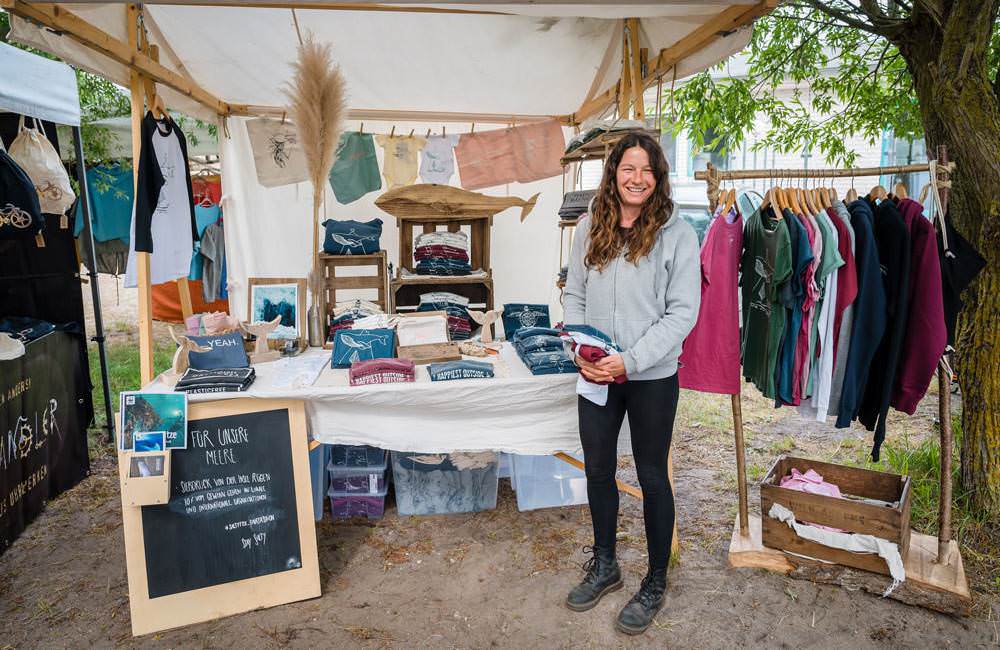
[694,149,957,566]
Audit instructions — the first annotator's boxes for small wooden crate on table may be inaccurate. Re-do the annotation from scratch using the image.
[317,251,390,347]
[760,455,911,577]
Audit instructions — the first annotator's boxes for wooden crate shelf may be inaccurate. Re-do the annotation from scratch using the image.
[318,251,390,323]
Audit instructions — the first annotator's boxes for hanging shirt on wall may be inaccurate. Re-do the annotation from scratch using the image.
[679,206,743,395]
[124,113,197,287]
[419,135,459,184]
[200,221,226,303]
[375,135,426,189]
[740,206,792,400]
[329,132,382,204]
[836,200,887,430]
[890,198,946,414]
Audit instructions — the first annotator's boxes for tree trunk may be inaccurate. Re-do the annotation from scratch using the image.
[893,1,1000,517]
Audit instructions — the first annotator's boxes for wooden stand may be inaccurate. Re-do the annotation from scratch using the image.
[705,156,970,616]
[729,514,971,616]
[388,214,495,314]
[318,251,390,315]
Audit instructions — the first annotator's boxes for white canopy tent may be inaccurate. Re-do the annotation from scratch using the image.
[4,1,775,382]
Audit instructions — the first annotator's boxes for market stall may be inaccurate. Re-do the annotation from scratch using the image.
[3,0,779,636]
[0,41,109,553]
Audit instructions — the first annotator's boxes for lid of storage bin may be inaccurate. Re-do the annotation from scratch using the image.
[392,450,497,472]
[327,484,388,498]
[327,449,388,474]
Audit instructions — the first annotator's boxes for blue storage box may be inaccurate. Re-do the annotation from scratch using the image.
[391,451,499,515]
[331,328,395,368]
[308,443,329,521]
[511,454,588,512]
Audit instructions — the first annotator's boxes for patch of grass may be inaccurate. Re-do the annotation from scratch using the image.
[768,435,796,456]
[747,463,767,482]
[86,340,174,442]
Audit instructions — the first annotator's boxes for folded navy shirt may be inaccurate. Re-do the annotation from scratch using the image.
[428,360,495,381]
[187,332,250,370]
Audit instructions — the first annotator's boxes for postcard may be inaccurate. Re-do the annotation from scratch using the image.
[119,392,188,451]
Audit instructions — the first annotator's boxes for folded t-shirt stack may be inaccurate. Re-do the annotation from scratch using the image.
[428,360,495,381]
[414,231,472,276]
[416,291,473,341]
[175,367,256,394]
[349,358,416,386]
[328,299,384,341]
[558,189,596,221]
[511,326,577,375]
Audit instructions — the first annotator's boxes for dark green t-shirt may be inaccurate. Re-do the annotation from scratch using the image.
[740,206,792,399]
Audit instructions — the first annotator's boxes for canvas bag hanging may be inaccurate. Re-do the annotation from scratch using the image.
[8,116,75,214]
[0,141,45,239]
[245,118,309,188]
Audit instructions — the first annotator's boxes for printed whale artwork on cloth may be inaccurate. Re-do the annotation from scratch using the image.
[331,328,395,368]
[321,218,383,255]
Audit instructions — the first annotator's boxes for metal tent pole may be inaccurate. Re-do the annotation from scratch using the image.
[72,126,114,442]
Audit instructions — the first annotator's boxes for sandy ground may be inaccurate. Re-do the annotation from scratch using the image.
[2,277,997,648]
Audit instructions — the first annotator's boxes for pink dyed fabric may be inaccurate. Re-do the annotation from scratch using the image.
[780,468,843,532]
[678,207,743,394]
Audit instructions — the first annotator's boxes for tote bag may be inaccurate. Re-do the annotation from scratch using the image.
[8,116,75,214]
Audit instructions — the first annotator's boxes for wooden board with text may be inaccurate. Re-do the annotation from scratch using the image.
[119,398,319,636]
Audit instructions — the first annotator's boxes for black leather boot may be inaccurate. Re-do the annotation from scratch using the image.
[615,568,667,635]
[565,545,623,612]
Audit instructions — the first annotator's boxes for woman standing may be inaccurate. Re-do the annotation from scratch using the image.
[562,132,701,635]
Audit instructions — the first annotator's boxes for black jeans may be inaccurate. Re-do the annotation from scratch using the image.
[578,374,679,571]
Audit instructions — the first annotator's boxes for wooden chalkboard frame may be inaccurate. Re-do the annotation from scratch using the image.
[118,398,319,636]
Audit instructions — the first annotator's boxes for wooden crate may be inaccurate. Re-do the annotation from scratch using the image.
[396,214,492,275]
[760,455,911,577]
[318,250,389,317]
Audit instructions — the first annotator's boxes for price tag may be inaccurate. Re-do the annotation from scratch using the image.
[60,214,68,229]
[35,232,45,248]
[369,473,378,494]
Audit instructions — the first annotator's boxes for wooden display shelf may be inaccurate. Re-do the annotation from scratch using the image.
[559,128,660,166]
[728,514,972,617]
[558,219,580,229]
[391,275,493,313]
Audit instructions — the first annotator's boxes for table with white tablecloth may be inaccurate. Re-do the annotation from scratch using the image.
[144,343,633,455]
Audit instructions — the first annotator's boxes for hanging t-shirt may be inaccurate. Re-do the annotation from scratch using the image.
[73,163,132,242]
[740,206,792,400]
[375,135,426,189]
[890,198,946,415]
[419,135,459,184]
[836,200,887,430]
[777,209,813,406]
[679,206,743,395]
[329,132,381,204]
[792,211,819,404]
[936,212,985,346]
[124,113,198,288]
[188,203,221,280]
[827,202,858,417]
[200,221,226,304]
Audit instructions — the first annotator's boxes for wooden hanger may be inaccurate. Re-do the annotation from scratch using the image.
[894,181,908,199]
[829,187,839,203]
[150,91,167,120]
[868,184,887,202]
[390,125,396,138]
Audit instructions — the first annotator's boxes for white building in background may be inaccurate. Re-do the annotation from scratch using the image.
[576,54,930,237]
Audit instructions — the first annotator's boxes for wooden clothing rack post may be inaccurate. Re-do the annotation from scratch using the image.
[695,156,972,615]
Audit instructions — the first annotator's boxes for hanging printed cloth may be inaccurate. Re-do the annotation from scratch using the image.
[375,134,426,189]
[419,134,459,184]
[329,131,381,204]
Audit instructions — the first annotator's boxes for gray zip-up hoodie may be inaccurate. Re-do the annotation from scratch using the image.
[563,204,701,381]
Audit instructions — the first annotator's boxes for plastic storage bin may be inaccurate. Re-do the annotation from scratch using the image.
[511,454,588,512]
[329,444,386,468]
[391,451,499,515]
[308,443,329,521]
[328,485,388,519]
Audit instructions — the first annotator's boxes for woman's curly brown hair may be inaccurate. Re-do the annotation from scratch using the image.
[585,132,674,271]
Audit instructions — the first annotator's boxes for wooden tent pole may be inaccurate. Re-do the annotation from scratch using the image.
[127,3,156,386]
[936,144,953,564]
[732,393,750,536]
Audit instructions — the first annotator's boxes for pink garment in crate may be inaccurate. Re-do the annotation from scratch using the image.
[779,468,843,532]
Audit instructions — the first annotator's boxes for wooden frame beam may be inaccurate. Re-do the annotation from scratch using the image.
[129,1,512,15]
[570,2,774,125]
[229,104,572,125]
[5,1,231,116]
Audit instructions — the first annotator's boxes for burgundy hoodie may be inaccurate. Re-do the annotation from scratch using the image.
[890,198,946,414]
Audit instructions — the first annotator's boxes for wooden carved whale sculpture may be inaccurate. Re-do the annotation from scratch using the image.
[240,315,283,363]
[467,307,503,344]
[375,184,539,222]
[166,327,212,386]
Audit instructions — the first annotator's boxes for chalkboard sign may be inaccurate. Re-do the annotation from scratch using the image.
[141,407,301,596]
[119,399,319,636]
